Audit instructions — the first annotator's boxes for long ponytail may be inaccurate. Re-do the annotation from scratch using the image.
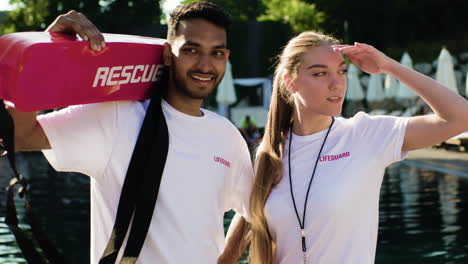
[248,31,339,264]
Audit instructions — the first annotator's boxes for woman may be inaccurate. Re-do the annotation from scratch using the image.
[240,31,468,264]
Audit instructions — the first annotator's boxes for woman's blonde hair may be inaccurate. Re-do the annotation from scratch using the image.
[249,31,339,264]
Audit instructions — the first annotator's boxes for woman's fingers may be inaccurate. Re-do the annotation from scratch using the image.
[345,53,361,66]
[332,45,355,53]
[333,42,376,55]
[333,42,388,74]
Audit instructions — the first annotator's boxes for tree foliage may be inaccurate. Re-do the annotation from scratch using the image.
[1,0,162,35]
[182,0,323,32]
[306,0,468,60]
[102,0,162,33]
[181,0,265,21]
[1,0,49,33]
[259,0,324,33]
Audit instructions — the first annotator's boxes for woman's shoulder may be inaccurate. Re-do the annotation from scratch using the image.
[341,111,371,122]
[339,111,404,125]
[338,111,408,135]
[334,111,371,130]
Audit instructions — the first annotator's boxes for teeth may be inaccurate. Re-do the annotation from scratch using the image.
[329,97,340,100]
[192,75,212,81]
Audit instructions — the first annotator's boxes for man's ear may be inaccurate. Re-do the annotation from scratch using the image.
[283,73,296,93]
[163,42,172,66]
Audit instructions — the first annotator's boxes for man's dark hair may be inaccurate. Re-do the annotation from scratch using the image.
[167,1,231,42]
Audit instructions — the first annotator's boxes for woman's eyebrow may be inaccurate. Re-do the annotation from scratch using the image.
[306,61,346,70]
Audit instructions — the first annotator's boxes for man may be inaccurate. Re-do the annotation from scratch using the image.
[7,2,251,263]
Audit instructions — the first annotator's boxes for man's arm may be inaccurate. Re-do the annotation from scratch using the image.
[5,103,49,151]
[218,214,250,264]
[2,11,106,150]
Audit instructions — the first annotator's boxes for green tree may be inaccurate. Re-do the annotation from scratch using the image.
[259,0,324,33]
[307,0,468,61]
[1,0,50,33]
[1,0,162,35]
[182,0,324,33]
[181,0,265,21]
[102,0,162,34]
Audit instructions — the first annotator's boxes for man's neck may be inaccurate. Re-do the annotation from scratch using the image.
[164,91,204,117]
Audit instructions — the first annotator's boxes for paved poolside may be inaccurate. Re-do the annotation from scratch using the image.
[404,147,468,178]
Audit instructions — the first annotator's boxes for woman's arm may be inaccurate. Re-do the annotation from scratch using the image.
[334,43,468,151]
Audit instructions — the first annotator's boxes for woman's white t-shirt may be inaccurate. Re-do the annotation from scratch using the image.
[264,112,409,264]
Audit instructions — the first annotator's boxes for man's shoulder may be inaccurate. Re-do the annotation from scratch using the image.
[204,109,239,129]
[64,100,148,114]
[204,110,246,140]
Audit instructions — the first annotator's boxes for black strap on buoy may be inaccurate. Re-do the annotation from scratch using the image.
[0,99,65,264]
[99,86,169,263]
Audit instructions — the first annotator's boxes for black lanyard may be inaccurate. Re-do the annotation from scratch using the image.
[288,117,334,263]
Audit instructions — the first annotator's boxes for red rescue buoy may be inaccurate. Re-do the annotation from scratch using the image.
[0,32,166,111]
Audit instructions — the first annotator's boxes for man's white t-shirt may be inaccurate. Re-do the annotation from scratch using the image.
[264,112,409,264]
[38,99,254,264]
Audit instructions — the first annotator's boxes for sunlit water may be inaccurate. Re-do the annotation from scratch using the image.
[0,153,467,263]
[377,162,468,264]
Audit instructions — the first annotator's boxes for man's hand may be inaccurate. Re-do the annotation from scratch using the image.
[0,138,6,156]
[46,10,105,51]
[218,214,250,264]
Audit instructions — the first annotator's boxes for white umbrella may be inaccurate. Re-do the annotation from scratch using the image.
[262,78,272,109]
[397,52,417,99]
[384,74,398,98]
[465,71,468,97]
[366,74,385,102]
[216,60,237,117]
[216,60,236,104]
[345,64,365,101]
[436,48,459,94]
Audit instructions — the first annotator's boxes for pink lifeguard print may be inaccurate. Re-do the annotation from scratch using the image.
[214,156,231,168]
[319,152,351,162]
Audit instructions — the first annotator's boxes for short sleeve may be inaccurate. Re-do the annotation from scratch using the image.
[226,134,254,221]
[38,102,118,178]
[354,112,409,167]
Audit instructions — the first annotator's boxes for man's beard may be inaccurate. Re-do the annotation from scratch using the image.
[171,66,220,100]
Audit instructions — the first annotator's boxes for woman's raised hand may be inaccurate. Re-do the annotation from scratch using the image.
[333,43,397,75]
